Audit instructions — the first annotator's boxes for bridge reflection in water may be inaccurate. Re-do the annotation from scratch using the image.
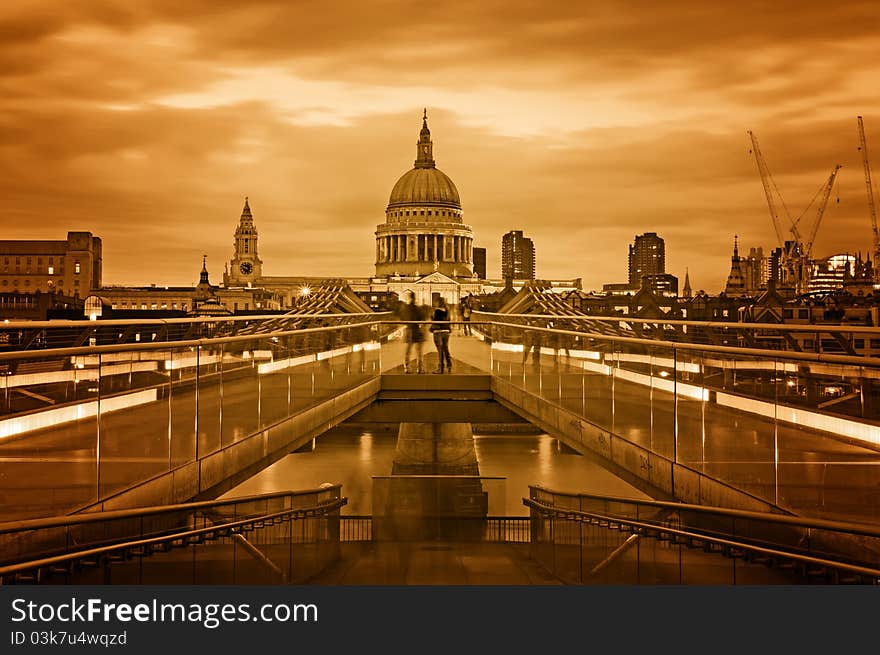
[0,312,879,584]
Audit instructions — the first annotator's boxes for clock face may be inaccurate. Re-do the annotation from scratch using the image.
[239,261,253,275]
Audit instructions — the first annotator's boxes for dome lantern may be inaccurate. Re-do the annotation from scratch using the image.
[415,108,435,169]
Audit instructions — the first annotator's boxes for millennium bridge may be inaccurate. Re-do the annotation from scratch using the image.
[1,298,879,585]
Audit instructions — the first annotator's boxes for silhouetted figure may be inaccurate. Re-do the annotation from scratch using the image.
[522,319,541,369]
[547,319,571,369]
[460,295,472,336]
[431,297,453,373]
[400,292,425,373]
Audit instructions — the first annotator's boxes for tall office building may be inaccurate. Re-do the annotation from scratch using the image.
[501,230,535,279]
[743,246,767,294]
[628,232,665,285]
[473,246,487,279]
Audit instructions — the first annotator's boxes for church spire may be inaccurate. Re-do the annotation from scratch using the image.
[241,196,252,220]
[200,254,209,283]
[415,108,435,168]
[682,267,692,299]
[725,235,747,297]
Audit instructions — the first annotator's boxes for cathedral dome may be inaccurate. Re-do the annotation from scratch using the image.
[375,110,473,280]
[388,167,460,209]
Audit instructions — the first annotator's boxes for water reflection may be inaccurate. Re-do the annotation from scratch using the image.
[359,432,373,463]
[225,425,649,515]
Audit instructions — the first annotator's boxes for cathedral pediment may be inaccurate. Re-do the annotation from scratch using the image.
[415,271,458,285]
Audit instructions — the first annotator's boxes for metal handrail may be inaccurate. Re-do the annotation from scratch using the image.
[0,320,389,362]
[0,498,348,581]
[3,317,878,368]
[523,497,880,580]
[3,308,872,334]
[0,485,343,537]
[474,318,880,368]
[370,475,506,480]
[528,486,880,539]
[476,310,880,335]
[0,312,389,330]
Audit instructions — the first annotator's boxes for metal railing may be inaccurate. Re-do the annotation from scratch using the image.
[0,486,344,565]
[474,309,880,357]
[340,516,373,542]
[0,312,390,352]
[525,486,880,584]
[462,315,880,523]
[338,515,530,543]
[0,320,392,519]
[0,486,346,585]
[3,312,880,525]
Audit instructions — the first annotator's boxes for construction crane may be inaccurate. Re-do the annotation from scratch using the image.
[857,116,880,285]
[748,131,841,293]
[803,164,842,260]
[748,130,787,247]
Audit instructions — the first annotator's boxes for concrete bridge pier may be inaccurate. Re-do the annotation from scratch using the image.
[392,422,480,475]
[375,422,487,540]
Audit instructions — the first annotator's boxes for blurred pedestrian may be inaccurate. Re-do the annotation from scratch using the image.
[431,297,453,373]
[460,295,472,336]
[400,291,425,374]
[522,319,541,368]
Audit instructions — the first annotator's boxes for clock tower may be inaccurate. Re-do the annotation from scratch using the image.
[225,197,263,286]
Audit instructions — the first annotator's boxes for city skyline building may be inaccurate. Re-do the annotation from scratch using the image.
[473,246,487,279]
[744,246,767,294]
[501,230,535,280]
[809,253,857,294]
[628,232,665,285]
[0,231,102,298]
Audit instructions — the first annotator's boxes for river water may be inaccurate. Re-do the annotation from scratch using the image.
[224,425,649,515]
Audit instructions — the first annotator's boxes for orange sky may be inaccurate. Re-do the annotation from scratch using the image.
[1,1,879,292]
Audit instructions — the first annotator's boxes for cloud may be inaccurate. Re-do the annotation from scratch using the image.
[0,0,878,292]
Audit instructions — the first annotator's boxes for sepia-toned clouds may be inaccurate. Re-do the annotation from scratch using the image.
[1,1,878,290]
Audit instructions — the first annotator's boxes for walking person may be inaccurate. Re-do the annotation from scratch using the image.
[400,292,425,374]
[521,319,541,369]
[431,297,453,373]
[460,295,472,336]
